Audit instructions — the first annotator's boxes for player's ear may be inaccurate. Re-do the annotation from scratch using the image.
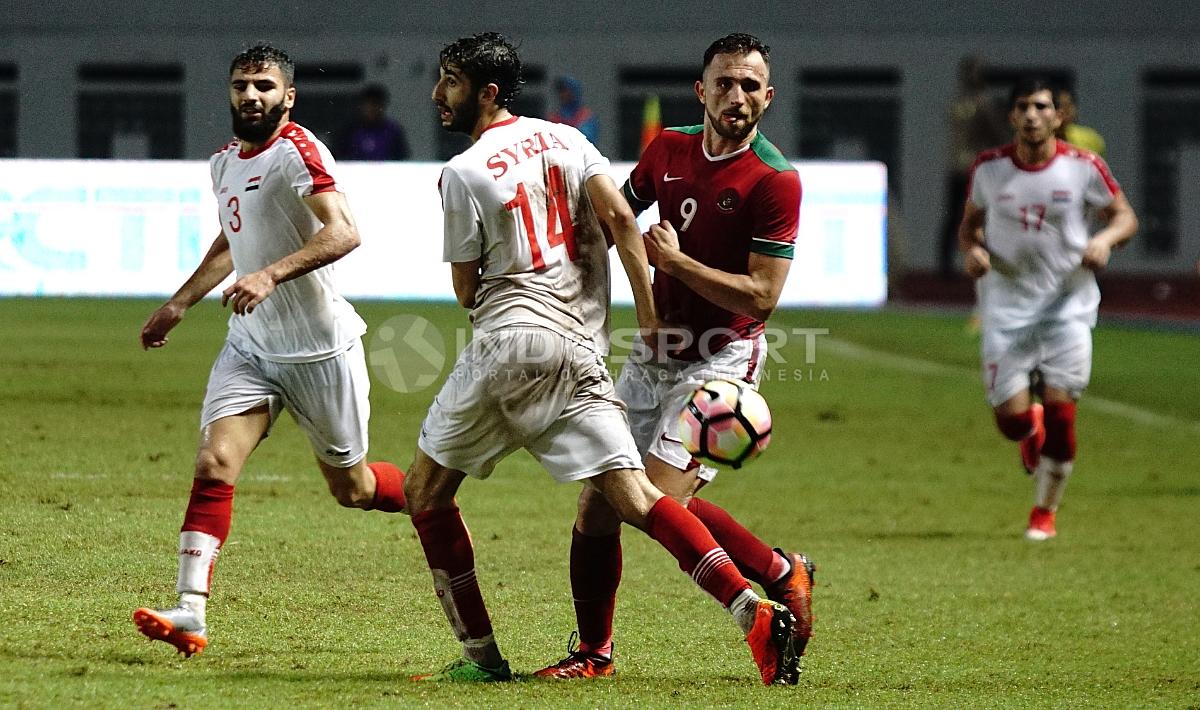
[763,85,774,108]
[284,86,296,111]
[694,79,704,105]
[480,82,500,107]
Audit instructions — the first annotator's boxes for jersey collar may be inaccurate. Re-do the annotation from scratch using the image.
[1010,139,1068,172]
[702,138,753,163]
[237,122,295,159]
[480,115,520,136]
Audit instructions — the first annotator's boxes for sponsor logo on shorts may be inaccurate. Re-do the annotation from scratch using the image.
[326,447,352,457]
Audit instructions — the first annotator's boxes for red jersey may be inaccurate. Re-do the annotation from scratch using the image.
[622,126,801,360]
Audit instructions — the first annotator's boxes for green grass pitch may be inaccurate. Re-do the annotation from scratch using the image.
[1,297,1197,708]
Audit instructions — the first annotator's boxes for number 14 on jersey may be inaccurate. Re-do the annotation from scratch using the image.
[504,164,578,270]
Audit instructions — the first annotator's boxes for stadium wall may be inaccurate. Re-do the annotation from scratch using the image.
[3,2,1200,274]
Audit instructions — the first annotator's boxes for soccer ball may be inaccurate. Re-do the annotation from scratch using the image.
[676,379,772,469]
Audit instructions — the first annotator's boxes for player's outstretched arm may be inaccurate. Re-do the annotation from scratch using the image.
[141,231,233,349]
[221,190,361,315]
[587,174,658,331]
[644,220,790,322]
[958,201,991,278]
[1083,191,1138,271]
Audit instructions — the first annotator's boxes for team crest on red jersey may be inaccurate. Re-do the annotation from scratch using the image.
[716,188,740,213]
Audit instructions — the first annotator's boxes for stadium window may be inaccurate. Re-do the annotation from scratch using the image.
[76,63,184,159]
[797,67,902,196]
[1140,67,1200,256]
[434,65,547,161]
[617,66,699,161]
[0,63,16,158]
[290,62,365,153]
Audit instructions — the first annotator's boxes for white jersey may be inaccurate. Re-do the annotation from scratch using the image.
[968,140,1120,330]
[210,122,366,362]
[439,116,613,353]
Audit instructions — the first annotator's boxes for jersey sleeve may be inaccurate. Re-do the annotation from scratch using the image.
[749,169,801,259]
[1083,153,1120,208]
[967,161,988,209]
[439,166,483,263]
[621,135,660,214]
[286,134,338,198]
[562,124,611,182]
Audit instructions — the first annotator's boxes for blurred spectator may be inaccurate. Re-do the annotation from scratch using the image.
[340,84,410,161]
[1055,87,1106,157]
[548,75,599,144]
[940,55,1010,279]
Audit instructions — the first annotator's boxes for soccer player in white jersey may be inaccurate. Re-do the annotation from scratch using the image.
[131,44,408,657]
[404,33,799,685]
[958,76,1138,541]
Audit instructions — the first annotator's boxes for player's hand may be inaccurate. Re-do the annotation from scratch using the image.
[643,220,681,273]
[140,301,185,350]
[638,321,690,361]
[222,270,276,315]
[964,245,991,278]
[1082,238,1112,271]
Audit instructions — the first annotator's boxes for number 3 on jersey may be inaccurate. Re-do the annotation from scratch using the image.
[504,164,577,270]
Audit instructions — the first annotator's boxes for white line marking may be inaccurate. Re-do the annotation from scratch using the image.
[821,337,1199,431]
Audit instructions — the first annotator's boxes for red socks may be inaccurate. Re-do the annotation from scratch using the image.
[645,497,750,607]
[181,478,234,541]
[1042,401,1077,461]
[995,408,1036,441]
[686,497,784,587]
[366,461,407,512]
[570,528,622,654]
[411,506,494,642]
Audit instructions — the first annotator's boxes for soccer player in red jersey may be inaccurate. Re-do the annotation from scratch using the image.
[959,77,1137,540]
[535,34,815,680]
[404,33,798,685]
[130,44,407,658]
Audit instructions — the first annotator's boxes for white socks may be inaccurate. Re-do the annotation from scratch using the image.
[176,530,221,596]
[463,634,504,669]
[1034,458,1074,510]
[729,588,763,635]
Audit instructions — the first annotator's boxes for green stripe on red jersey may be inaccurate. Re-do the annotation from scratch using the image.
[749,133,795,173]
[665,125,703,135]
[751,237,795,259]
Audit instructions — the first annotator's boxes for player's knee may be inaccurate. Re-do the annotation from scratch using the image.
[994,410,1034,441]
[329,480,372,509]
[576,486,622,535]
[194,447,238,483]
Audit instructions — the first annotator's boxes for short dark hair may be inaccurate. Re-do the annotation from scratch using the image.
[1008,76,1058,110]
[361,84,389,106]
[702,33,771,72]
[439,32,524,109]
[230,43,295,86]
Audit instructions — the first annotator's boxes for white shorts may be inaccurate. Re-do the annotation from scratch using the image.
[615,334,767,482]
[200,339,370,467]
[418,327,641,482]
[980,319,1092,407]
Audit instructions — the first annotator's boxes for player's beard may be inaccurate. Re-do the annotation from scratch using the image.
[230,101,288,144]
[440,96,481,135]
[707,107,758,143]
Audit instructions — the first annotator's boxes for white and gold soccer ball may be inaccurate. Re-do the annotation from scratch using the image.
[676,379,772,469]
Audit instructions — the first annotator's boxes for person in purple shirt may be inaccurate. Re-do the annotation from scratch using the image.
[340,84,410,161]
